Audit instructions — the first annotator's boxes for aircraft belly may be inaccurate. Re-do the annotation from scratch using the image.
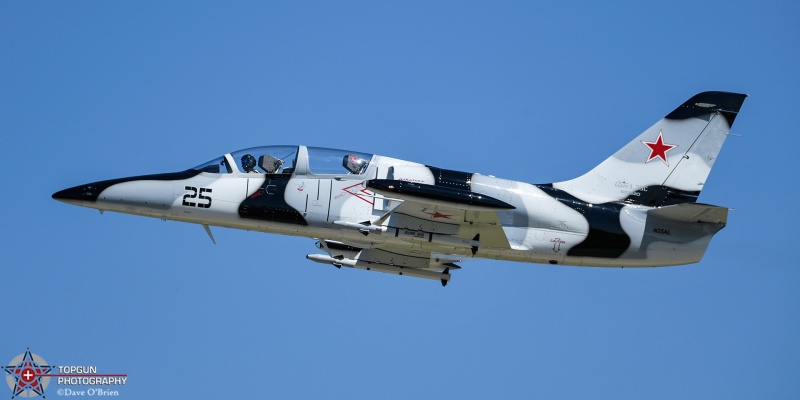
[500,226,586,262]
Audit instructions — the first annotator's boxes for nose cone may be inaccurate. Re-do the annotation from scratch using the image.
[53,171,197,209]
[52,183,101,205]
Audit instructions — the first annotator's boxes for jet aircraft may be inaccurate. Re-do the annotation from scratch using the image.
[53,91,747,286]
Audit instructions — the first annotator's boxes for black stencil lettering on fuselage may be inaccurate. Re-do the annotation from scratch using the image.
[537,184,630,258]
[623,185,699,207]
[238,175,307,225]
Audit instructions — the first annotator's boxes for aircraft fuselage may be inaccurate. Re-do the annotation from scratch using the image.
[54,92,745,284]
[53,146,721,269]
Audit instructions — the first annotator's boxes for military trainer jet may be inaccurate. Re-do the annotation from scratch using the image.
[53,91,747,286]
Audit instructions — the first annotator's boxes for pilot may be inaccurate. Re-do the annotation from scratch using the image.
[241,154,260,173]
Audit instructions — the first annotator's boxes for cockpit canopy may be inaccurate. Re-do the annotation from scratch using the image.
[191,146,373,176]
[307,147,372,175]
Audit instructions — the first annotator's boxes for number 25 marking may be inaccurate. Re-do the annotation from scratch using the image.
[183,186,212,208]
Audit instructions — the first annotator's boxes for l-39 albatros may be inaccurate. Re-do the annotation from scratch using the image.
[54,91,747,286]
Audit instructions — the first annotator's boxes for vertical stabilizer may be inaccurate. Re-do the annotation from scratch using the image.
[553,92,747,206]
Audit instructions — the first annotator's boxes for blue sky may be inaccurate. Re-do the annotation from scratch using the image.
[2,1,798,398]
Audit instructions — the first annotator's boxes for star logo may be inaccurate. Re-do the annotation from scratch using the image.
[641,130,678,166]
[424,210,453,219]
[4,348,52,399]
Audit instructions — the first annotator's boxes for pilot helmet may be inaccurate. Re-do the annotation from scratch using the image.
[241,154,256,170]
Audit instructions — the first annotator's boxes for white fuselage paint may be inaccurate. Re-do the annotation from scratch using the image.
[55,92,747,281]
[68,151,719,269]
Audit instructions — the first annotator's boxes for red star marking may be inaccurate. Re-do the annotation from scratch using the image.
[641,130,678,166]
[425,211,453,219]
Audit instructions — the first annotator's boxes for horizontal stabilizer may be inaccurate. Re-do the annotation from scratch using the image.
[647,203,728,224]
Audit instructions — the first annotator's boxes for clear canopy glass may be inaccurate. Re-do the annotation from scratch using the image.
[306,146,372,175]
[191,146,373,176]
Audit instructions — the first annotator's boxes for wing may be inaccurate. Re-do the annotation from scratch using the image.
[367,179,514,251]
[306,179,514,285]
